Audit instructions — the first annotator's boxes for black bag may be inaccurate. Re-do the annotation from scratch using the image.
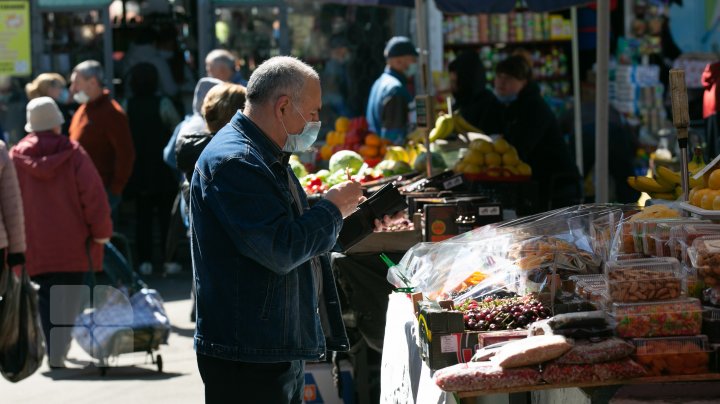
[0,265,46,383]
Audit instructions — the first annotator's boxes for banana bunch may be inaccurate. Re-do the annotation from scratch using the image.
[452,113,483,134]
[626,165,704,200]
[405,142,427,167]
[428,113,454,142]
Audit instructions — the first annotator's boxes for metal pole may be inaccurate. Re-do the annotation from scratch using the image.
[102,6,114,98]
[197,0,212,77]
[279,2,290,55]
[30,0,43,77]
[414,0,432,177]
[595,0,610,203]
[571,7,583,177]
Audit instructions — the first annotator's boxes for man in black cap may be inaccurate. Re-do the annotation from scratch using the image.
[365,36,418,144]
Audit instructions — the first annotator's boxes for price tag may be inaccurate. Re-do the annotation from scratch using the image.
[415,95,432,130]
[442,175,464,190]
[440,334,459,353]
[478,206,501,216]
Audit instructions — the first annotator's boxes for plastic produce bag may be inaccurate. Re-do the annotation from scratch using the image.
[542,358,646,384]
[0,266,46,383]
[434,362,542,392]
[492,335,572,369]
[555,338,635,364]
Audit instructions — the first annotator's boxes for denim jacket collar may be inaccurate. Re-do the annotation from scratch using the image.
[231,111,292,168]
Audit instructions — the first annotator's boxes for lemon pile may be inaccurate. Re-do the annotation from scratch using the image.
[689,170,720,210]
[454,138,532,177]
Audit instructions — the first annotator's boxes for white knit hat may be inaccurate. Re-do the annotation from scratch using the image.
[25,96,64,133]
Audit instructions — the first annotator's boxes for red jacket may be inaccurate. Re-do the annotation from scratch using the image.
[10,132,112,276]
[69,90,135,195]
[702,62,720,119]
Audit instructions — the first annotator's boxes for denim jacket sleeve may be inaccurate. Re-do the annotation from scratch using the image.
[204,157,343,275]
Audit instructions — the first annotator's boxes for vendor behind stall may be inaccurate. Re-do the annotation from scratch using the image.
[486,55,582,210]
[447,50,496,130]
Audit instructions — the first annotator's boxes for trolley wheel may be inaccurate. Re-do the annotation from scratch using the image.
[156,354,163,373]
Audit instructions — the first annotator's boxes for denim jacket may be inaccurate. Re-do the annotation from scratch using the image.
[190,111,349,362]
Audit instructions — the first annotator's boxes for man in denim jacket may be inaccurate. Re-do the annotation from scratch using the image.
[190,56,364,403]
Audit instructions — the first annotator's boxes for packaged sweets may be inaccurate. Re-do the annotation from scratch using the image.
[668,223,720,264]
[688,236,720,287]
[555,338,635,365]
[640,219,704,257]
[492,335,572,368]
[605,258,683,303]
[434,362,541,392]
[632,335,710,376]
[611,298,702,338]
[542,359,646,384]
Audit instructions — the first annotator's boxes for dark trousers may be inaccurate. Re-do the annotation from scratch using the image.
[196,353,304,404]
[135,191,175,264]
[32,272,87,367]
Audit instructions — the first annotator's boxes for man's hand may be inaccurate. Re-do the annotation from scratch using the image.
[324,180,363,218]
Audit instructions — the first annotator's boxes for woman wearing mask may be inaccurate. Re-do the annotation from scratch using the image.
[486,55,581,211]
[25,73,75,135]
[10,97,112,368]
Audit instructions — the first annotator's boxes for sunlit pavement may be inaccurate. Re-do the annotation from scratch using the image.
[0,272,204,404]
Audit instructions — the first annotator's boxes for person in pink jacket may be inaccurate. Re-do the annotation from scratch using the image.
[10,96,112,368]
[0,138,25,270]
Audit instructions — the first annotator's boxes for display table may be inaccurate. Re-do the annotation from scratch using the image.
[381,293,720,404]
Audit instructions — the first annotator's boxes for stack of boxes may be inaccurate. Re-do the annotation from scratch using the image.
[442,12,571,45]
[610,64,666,135]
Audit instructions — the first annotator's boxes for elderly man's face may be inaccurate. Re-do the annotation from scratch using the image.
[206,62,234,82]
[70,72,96,97]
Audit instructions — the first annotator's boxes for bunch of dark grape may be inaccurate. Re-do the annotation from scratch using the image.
[459,296,551,332]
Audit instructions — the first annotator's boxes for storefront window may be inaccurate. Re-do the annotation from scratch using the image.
[39,11,106,77]
[213,1,397,137]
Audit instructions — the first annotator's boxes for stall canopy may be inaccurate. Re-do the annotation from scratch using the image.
[37,0,113,10]
[322,0,592,12]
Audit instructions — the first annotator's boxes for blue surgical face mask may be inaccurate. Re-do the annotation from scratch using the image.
[57,88,69,104]
[281,102,321,152]
[405,63,418,78]
[494,89,517,105]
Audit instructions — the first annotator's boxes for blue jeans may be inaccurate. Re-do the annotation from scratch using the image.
[196,354,304,404]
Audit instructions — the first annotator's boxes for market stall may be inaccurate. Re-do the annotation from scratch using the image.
[376,201,720,403]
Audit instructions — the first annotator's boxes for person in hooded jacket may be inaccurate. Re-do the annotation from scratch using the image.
[174,82,246,322]
[483,55,581,211]
[447,50,496,130]
[0,138,25,272]
[10,97,112,368]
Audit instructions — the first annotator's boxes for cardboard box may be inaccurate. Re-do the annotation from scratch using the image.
[303,360,354,404]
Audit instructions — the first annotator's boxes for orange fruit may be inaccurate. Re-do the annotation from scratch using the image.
[709,170,720,190]
[359,145,379,158]
[692,188,710,207]
[702,190,720,210]
[713,195,720,211]
[335,117,350,132]
[365,133,381,147]
[320,144,334,160]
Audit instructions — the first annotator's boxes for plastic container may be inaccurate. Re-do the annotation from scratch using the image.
[637,219,705,256]
[614,253,646,261]
[605,258,684,302]
[703,306,720,343]
[668,222,719,264]
[687,236,720,288]
[610,297,702,338]
[632,335,710,376]
[650,220,707,257]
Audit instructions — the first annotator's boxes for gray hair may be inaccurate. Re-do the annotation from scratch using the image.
[205,49,236,71]
[72,60,104,85]
[246,56,319,106]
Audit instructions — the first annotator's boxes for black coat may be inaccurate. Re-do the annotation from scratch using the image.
[175,130,214,208]
[482,82,581,208]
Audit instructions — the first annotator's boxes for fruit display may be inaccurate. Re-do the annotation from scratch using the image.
[454,137,532,180]
[632,336,710,376]
[289,155,308,178]
[458,295,551,332]
[626,147,706,200]
[427,112,484,142]
[611,298,702,338]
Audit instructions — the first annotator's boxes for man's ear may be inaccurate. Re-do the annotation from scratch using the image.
[274,94,290,119]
